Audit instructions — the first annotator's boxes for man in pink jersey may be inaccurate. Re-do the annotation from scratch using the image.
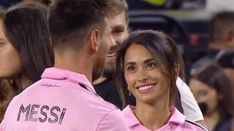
[0,0,129,130]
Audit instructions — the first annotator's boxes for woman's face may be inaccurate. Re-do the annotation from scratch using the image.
[190,79,219,116]
[124,43,170,105]
[0,19,21,79]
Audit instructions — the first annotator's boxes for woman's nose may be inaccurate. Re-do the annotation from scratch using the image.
[136,68,148,83]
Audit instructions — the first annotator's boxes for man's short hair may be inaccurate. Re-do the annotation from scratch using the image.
[49,0,108,50]
[106,0,128,21]
[210,11,234,42]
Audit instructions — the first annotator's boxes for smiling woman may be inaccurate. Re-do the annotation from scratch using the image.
[123,43,170,105]
[115,30,207,131]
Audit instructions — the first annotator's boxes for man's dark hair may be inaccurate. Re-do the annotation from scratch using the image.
[210,11,234,43]
[49,0,108,50]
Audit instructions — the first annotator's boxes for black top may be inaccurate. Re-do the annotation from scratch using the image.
[94,77,122,109]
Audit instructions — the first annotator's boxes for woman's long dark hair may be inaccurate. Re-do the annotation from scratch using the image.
[0,8,20,122]
[3,2,54,85]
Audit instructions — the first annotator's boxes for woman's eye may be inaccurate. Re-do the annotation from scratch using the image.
[0,39,6,47]
[201,91,208,96]
[146,62,156,69]
[199,91,208,97]
[126,66,136,72]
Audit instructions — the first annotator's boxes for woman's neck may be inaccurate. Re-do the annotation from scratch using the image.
[205,110,220,131]
[134,100,171,130]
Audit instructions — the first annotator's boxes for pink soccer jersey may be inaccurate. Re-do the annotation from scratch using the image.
[122,106,207,131]
[0,68,129,131]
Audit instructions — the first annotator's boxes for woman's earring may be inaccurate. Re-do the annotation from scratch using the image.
[127,87,132,96]
[128,92,132,96]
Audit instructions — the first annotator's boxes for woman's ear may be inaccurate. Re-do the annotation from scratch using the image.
[175,64,180,78]
[127,86,132,96]
[90,29,100,53]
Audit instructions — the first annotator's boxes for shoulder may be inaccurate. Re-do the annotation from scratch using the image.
[122,106,140,128]
[169,107,207,131]
[122,105,134,118]
[101,108,125,122]
[96,108,129,131]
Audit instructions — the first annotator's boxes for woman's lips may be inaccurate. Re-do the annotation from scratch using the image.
[137,83,156,94]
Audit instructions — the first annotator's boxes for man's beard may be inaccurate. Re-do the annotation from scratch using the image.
[102,68,115,80]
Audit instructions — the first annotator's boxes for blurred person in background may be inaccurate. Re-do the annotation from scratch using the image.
[190,64,234,131]
[191,11,234,75]
[0,2,54,121]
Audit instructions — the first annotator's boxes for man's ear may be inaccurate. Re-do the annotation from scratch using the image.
[90,29,100,53]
